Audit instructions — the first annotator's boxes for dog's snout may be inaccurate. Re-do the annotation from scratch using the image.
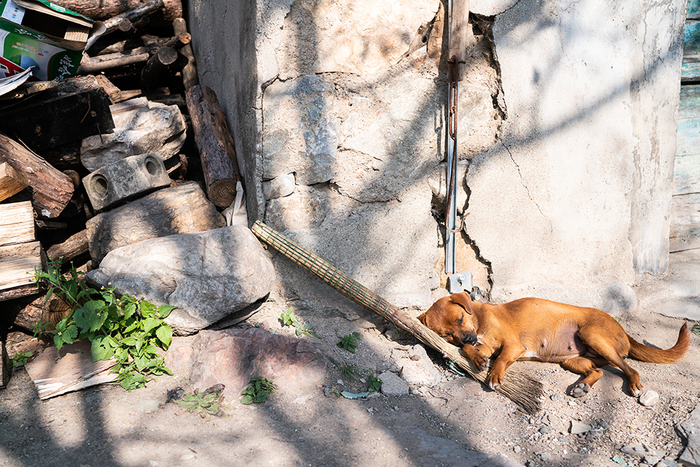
[461,333,477,346]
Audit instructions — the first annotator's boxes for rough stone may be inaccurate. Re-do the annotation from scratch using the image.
[262,173,295,199]
[569,421,592,434]
[678,404,700,467]
[621,443,647,456]
[166,328,327,396]
[639,389,661,407]
[392,344,442,387]
[87,226,274,335]
[262,75,337,186]
[378,371,409,396]
[81,101,187,172]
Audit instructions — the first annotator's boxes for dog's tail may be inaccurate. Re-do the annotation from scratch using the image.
[627,323,690,363]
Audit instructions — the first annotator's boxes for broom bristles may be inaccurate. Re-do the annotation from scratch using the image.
[251,221,543,414]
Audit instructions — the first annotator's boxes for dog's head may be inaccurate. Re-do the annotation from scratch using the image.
[418,292,478,346]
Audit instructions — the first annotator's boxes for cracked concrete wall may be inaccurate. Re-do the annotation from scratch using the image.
[187,0,683,310]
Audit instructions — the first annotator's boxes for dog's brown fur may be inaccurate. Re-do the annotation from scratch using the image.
[418,293,690,397]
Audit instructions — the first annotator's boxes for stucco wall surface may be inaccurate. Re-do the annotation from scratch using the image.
[186,0,683,310]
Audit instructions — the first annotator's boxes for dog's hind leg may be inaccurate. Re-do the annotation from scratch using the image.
[561,356,607,397]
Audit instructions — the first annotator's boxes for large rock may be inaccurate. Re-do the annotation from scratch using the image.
[87,226,275,335]
[166,328,328,396]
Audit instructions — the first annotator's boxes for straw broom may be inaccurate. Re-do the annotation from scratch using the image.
[251,221,543,414]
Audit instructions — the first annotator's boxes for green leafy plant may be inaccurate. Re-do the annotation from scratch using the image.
[176,385,229,418]
[280,308,320,338]
[367,373,383,392]
[34,259,174,390]
[692,323,700,336]
[337,332,361,353]
[11,352,32,368]
[241,376,277,404]
[338,362,361,382]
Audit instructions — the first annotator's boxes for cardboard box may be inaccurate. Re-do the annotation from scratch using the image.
[0,0,94,81]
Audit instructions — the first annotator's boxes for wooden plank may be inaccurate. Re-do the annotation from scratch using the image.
[670,193,700,252]
[681,60,700,82]
[674,153,700,195]
[0,241,42,292]
[684,21,700,56]
[679,85,700,119]
[689,0,700,19]
[0,201,35,247]
[0,162,29,202]
[675,118,700,157]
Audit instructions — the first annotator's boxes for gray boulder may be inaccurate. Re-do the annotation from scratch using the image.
[87,225,274,335]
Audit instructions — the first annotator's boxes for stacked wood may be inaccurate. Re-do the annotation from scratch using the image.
[0,134,75,218]
[186,85,240,208]
[53,0,182,23]
[173,18,199,90]
[0,162,29,202]
[0,201,43,301]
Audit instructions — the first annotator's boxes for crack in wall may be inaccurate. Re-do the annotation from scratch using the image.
[502,142,553,232]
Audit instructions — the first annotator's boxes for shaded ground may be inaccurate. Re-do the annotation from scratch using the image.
[1,251,699,467]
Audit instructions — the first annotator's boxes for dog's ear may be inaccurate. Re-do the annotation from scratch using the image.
[417,312,427,325]
[450,292,474,315]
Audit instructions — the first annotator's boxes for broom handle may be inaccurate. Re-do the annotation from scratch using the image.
[251,221,543,413]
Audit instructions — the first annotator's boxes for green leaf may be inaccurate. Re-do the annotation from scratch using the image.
[74,300,107,332]
[121,336,137,347]
[140,301,157,317]
[91,335,114,362]
[142,317,161,334]
[156,304,176,318]
[122,303,137,320]
[155,325,172,348]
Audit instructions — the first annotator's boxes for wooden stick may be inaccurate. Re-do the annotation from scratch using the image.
[251,221,544,414]
[52,0,181,22]
[78,48,150,74]
[102,0,165,35]
[173,18,198,89]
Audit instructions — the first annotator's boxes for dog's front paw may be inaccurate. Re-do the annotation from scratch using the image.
[487,374,502,391]
[471,355,489,371]
[571,383,590,398]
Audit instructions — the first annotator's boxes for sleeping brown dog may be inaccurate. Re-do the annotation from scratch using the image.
[418,292,690,397]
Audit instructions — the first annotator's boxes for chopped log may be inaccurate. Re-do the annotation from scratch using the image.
[0,134,75,218]
[186,85,240,207]
[0,162,29,202]
[47,230,89,264]
[141,46,180,87]
[0,241,43,295]
[53,0,181,23]
[94,75,122,103]
[0,201,34,247]
[78,48,150,74]
[102,0,166,34]
[86,181,226,264]
[173,18,199,90]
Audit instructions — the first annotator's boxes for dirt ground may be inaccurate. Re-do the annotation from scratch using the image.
[1,270,699,467]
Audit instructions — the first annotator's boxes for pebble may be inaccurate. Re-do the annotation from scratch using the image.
[621,443,646,456]
[570,420,592,434]
[639,390,661,407]
[539,426,551,434]
[550,394,560,401]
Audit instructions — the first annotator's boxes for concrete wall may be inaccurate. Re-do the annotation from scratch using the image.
[186,0,684,310]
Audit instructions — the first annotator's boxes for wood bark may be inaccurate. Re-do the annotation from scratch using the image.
[86,181,226,264]
[0,162,29,202]
[102,0,166,34]
[0,201,34,247]
[186,85,240,208]
[53,0,181,22]
[47,230,89,263]
[140,46,179,87]
[173,18,198,89]
[448,0,476,81]
[0,134,75,218]
[78,48,150,74]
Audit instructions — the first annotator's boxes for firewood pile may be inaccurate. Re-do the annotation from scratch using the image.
[0,0,241,384]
